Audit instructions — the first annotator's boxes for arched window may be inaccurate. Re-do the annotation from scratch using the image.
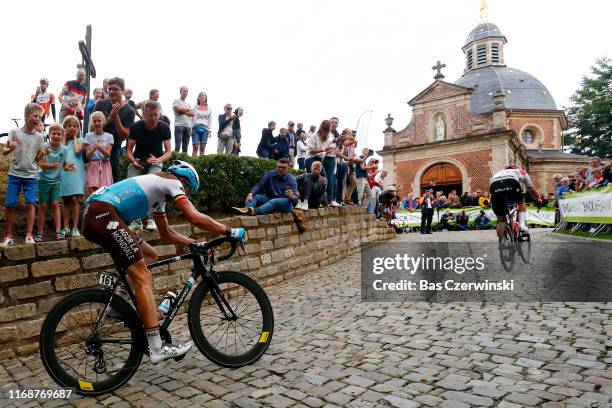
[521,129,534,144]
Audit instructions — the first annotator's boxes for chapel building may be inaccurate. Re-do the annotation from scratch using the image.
[379,20,589,197]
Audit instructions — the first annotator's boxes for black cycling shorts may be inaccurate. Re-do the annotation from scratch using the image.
[82,201,144,270]
[490,179,524,217]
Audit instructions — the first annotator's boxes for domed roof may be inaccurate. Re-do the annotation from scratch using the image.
[455,66,557,114]
[464,22,506,47]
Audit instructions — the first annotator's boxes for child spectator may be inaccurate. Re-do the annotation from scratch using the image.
[66,97,84,123]
[84,111,113,193]
[60,116,85,237]
[1,103,46,246]
[341,132,358,205]
[296,132,308,170]
[36,124,77,241]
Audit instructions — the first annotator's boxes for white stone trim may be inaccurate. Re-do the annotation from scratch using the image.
[518,123,544,149]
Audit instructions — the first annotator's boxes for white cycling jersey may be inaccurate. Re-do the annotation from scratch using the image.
[86,173,187,222]
[490,168,534,189]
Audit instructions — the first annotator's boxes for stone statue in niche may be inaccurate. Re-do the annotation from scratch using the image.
[436,117,445,141]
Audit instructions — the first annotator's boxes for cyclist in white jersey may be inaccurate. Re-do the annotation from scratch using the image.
[490,165,542,240]
[83,160,245,363]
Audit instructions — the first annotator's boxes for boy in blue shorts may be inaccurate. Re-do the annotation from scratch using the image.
[1,103,46,247]
[36,123,76,241]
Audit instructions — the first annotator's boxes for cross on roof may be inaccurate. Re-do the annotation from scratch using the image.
[432,60,446,80]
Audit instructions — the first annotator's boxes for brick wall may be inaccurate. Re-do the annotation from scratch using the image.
[394,102,493,145]
[0,207,394,359]
[508,117,556,149]
[394,148,492,196]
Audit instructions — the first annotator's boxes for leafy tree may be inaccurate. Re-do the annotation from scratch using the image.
[563,58,612,158]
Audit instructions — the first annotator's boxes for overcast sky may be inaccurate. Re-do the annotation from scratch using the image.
[1,0,610,157]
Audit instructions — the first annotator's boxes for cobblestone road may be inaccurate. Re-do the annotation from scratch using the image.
[1,229,611,408]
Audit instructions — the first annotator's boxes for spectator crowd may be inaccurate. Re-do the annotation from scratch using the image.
[2,70,610,246]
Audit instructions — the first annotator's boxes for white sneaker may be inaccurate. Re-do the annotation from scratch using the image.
[330,201,342,207]
[145,219,157,231]
[297,200,308,210]
[0,235,14,248]
[25,234,35,245]
[129,220,143,231]
[150,341,192,364]
[71,228,81,238]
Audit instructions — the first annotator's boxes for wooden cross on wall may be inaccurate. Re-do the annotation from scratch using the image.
[432,60,446,80]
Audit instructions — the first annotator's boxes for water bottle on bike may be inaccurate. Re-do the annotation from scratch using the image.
[158,291,177,314]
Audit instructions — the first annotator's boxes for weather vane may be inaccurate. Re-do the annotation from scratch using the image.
[480,0,488,22]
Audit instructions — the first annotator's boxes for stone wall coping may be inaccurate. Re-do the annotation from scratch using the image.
[0,208,394,360]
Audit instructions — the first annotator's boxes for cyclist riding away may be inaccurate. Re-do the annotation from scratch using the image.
[490,165,542,241]
[82,160,245,364]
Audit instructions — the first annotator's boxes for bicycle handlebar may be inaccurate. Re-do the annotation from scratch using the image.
[189,236,243,262]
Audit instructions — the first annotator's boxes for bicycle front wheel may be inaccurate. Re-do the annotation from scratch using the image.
[499,224,516,272]
[188,271,274,368]
[39,288,144,396]
[517,233,532,263]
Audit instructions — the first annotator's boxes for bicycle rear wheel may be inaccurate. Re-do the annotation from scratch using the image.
[39,288,144,396]
[188,271,274,368]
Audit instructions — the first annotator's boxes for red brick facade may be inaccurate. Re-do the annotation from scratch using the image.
[394,148,493,197]
[383,80,579,198]
[508,117,557,149]
[394,82,495,147]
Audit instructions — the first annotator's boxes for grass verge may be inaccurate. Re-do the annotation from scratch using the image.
[554,229,612,241]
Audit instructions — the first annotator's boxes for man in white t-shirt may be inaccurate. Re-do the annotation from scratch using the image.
[172,86,194,153]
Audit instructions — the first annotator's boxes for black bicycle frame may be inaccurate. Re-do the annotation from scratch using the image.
[93,249,238,343]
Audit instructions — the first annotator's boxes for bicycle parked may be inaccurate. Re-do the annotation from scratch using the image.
[39,236,274,396]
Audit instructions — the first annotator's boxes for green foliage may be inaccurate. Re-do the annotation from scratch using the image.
[118,153,303,212]
[563,58,612,158]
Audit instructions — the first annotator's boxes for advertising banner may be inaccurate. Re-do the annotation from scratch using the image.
[393,206,555,227]
[559,186,612,224]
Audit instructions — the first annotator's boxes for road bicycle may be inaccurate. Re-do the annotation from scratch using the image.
[498,199,532,271]
[1,118,51,143]
[39,236,274,396]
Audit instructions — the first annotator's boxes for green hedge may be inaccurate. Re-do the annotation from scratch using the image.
[118,153,303,212]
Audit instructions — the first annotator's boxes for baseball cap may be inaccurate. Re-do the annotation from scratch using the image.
[288,121,295,126]
[388,186,396,191]
[40,77,49,84]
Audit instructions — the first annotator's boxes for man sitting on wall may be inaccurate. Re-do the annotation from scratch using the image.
[295,160,327,210]
[233,158,298,215]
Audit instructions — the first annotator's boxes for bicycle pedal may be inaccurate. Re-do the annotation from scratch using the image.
[173,354,186,362]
